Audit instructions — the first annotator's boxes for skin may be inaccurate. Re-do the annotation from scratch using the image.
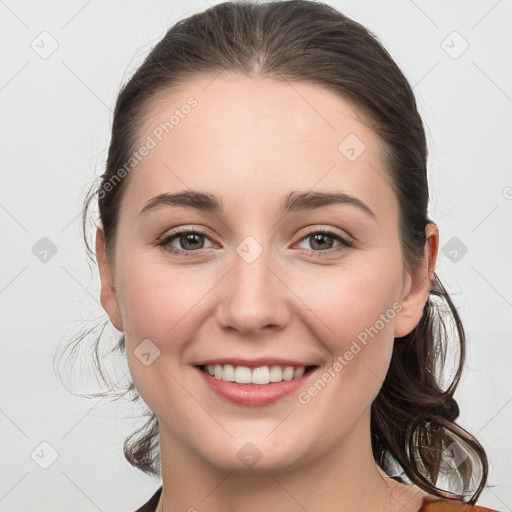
[96,74,439,512]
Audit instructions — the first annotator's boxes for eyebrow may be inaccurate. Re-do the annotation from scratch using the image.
[140,190,376,219]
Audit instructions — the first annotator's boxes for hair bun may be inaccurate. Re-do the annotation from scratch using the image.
[444,396,460,421]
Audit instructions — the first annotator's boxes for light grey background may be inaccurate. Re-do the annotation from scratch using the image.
[1,0,511,510]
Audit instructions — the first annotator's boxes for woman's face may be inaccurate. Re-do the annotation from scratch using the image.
[97,75,436,472]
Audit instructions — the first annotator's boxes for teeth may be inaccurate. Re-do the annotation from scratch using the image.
[269,366,282,382]
[293,367,305,379]
[282,366,294,381]
[222,364,235,381]
[234,366,252,384]
[204,364,309,385]
[252,366,270,384]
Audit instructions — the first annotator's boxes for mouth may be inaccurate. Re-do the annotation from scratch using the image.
[197,363,318,385]
[194,361,320,407]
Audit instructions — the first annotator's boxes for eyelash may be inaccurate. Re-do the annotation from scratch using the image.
[156,227,354,258]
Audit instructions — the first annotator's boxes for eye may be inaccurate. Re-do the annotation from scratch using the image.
[156,227,354,257]
[295,229,354,255]
[157,228,216,255]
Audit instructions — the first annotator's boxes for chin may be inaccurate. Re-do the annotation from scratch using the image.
[195,433,311,474]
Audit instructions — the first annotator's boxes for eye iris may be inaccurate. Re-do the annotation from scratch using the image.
[310,233,333,251]
[180,233,204,250]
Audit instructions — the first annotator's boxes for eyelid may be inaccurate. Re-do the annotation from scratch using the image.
[158,225,216,240]
[295,225,355,245]
[292,227,355,257]
[157,226,218,249]
[157,225,355,256]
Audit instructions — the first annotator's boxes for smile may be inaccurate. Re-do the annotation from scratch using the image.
[195,360,319,407]
[201,364,315,385]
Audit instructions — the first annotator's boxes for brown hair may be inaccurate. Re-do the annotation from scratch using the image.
[59,0,489,503]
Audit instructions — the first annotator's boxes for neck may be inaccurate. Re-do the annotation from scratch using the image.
[156,412,420,512]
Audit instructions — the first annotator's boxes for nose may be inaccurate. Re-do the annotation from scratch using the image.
[215,248,291,337]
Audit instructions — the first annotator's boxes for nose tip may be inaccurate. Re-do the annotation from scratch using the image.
[215,256,290,336]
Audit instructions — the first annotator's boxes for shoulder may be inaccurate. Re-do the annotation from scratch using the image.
[133,486,162,512]
[131,485,502,512]
[420,496,501,512]
[388,474,500,512]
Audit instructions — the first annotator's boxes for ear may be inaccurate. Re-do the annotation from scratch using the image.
[96,224,124,332]
[394,222,439,338]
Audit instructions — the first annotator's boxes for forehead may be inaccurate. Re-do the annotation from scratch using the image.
[139,74,373,158]
[122,74,397,221]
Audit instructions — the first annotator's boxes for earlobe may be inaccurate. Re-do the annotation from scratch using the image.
[394,222,439,338]
[95,224,124,332]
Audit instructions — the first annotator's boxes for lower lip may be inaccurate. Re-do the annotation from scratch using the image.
[197,367,316,407]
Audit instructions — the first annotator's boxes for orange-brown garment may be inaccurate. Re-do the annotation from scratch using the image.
[419,496,500,512]
[133,487,502,512]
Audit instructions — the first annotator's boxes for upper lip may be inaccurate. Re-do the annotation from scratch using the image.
[195,357,318,368]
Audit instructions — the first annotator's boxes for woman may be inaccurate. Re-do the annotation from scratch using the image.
[74,1,499,510]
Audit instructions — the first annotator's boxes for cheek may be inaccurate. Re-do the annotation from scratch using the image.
[117,249,403,362]
[302,260,403,348]
[297,259,402,407]
[116,258,214,344]
[115,259,219,408]
[294,266,400,426]
[117,243,403,414]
